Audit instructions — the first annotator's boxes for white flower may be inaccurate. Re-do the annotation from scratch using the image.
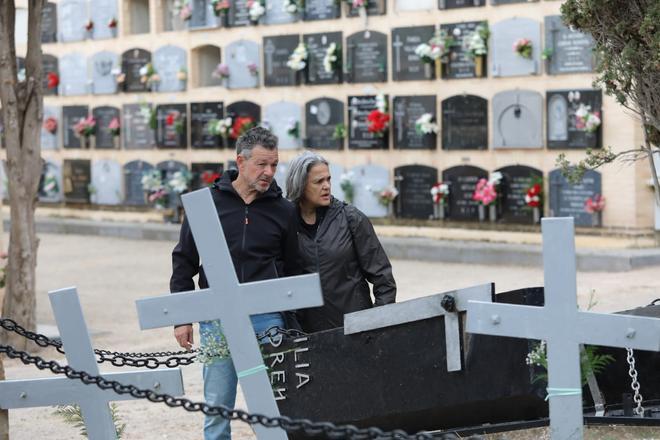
[466,29,487,56]
[488,171,503,185]
[169,171,191,194]
[110,67,122,75]
[575,103,590,119]
[139,105,152,121]
[375,94,387,113]
[414,43,432,59]
[139,65,148,76]
[283,0,298,13]
[249,1,266,21]
[286,42,308,71]
[323,43,338,73]
[415,113,439,134]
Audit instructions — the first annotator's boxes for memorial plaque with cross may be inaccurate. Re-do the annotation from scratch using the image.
[346,30,387,84]
[135,188,323,440]
[263,34,301,87]
[156,103,188,149]
[123,104,156,149]
[466,217,660,440]
[549,169,601,227]
[441,21,485,79]
[191,102,224,149]
[123,160,155,205]
[544,15,595,75]
[304,32,343,85]
[0,288,184,440]
[393,95,437,150]
[391,26,436,81]
[121,48,151,93]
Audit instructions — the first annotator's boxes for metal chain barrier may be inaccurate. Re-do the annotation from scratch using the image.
[626,348,645,416]
[0,343,432,440]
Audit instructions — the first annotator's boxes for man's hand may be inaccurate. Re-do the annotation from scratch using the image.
[174,324,194,350]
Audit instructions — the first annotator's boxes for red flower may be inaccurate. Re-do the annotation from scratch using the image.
[230,116,254,139]
[46,72,59,89]
[201,171,221,185]
[367,110,390,135]
[166,112,179,126]
[525,183,542,207]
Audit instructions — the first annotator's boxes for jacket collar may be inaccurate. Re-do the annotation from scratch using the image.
[214,169,283,200]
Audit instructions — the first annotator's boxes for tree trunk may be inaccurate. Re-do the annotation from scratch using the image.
[0,0,44,351]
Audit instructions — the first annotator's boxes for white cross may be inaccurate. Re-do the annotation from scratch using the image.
[0,287,184,440]
[466,218,660,440]
[392,34,404,72]
[135,188,323,440]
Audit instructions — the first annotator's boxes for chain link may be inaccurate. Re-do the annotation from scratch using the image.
[0,343,432,440]
[626,348,645,416]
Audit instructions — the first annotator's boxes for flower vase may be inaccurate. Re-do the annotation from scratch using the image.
[113,136,120,149]
[424,62,432,79]
[434,202,445,220]
[591,212,602,227]
[387,203,394,219]
[220,12,229,28]
[79,136,93,149]
[533,206,540,224]
[488,204,497,222]
[478,204,486,222]
[475,55,484,77]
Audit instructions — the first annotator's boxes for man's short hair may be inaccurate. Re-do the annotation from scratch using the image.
[236,126,278,158]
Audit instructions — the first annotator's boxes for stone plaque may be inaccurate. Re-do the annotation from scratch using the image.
[41,2,58,43]
[346,0,386,17]
[225,40,260,89]
[305,97,344,150]
[304,32,343,85]
[156,104,188,149]
[442,95,488,150]
[547,89,602,149]
[549,169,601,227]
[346,30,387,84]
[62,105,89,149]
[63,159,91,203]
[190,0,220,29]
[351,164,389,218]
[264,101,302,150]
[153,45,187,93]
[91,159,123,205]
[58,0,87,42]
[490,18,541,77]
[492,90,543,149]
[394,165,438,219]
[121,48,151,93]
[263,35,301,87]
[123,104,155,149]
[496,165,542,224]
[303,0,340,21]
[264,0,300,25]
[393,95,437,150]
[90,0,118,40]
[91,51,119,95]
[38,160,63,203]
[41,106,60,150]
[544,16,595,75]
[441,21,485,79]
[123,160,154,205]
[191,162,224,190]
[191,102,223,149]
[42,54,59,96]
[394,0,435,11]
[348,95,388,150]
[226,101,261,151]
[59,53,88,96]
[439,0,485,9]
[230,0,252,26]
[442,165,488,220]
[93,106,120,149]
[391,26,436,81]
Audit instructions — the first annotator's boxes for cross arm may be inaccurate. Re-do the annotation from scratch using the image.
[465,301,549,340]
[576,311,660,352]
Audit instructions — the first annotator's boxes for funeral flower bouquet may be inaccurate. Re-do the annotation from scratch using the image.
[73,116,96,138]
[574,103,601,133]
[333,123,346,140]
[584,194,605,213]
[201,170,221,186]
[46,72,59,89]
[139,63,159,89]
[247,0,266,23]
[139,104,158,130]
[108,117,120,137]
[207,117,233,138]
[340,171,355,204]
[141,169,169,209]
[230,116,255,139]
[287,43,308,72]
[211,63,230,79]
[283,0,300,14]
[415,29,454,64]
[466,23,489,58]
[43,117,58,135]
[525,182,542,208]
[377,186,398,207]
[367,94,390,137]
[513,38,533,59]
[323,42,340,74]
[430,182,449,205]
[247,62,259,76]
[174,0,193,21]
[165,110,185,135]
[108,17,118,29]
[84,19,94,32]
[211,0,230,15]
[415,113,439,135]
[169,170,192,194]
[472,172,502,206]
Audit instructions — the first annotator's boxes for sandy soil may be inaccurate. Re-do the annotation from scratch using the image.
[3,232,660,439]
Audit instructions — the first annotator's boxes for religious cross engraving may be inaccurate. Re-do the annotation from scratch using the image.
[393,95,437,150]
[544,15,595,75]
[391,26,435,81]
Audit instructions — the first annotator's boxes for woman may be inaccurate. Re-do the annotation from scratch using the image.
[285,151,396,333]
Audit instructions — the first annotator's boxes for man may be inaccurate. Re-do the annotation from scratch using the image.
[170,127,300,440]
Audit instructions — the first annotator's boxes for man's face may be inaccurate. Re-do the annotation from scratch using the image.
[237,145,279,193]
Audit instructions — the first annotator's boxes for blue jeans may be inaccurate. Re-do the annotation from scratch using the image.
[200,312,284,440]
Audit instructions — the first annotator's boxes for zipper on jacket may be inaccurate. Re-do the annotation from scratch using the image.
[241,206,248,282]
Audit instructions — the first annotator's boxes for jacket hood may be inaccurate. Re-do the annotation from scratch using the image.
[214,169,283,199]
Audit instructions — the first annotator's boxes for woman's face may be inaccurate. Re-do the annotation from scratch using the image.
[303,163,332,207]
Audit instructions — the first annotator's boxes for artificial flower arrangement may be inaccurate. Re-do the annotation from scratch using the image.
[108,17,118,29]
[177,68,188,82]
[211,63,230,80]
[247,62,259,76]
[283,0,300,14]
[430,182,450,205]
[323,42,340,74]
[42,171,60,197]
[525,182,542,208]
[46,72,59,89]
[139,63,159,89]
[73,116,96,138]
[108,117,121,137]
[43,117,58,135]
[174,0,193,21]
[367,94,390,138]
[211,0,230,15]
[513,38,533,59]
[169,170,192,194]
[247,0,266,23]
[286,43,308,72]
[415,113,439,135]
[584,194,605,214]
[141,169,169,209]
[201,170,222,186]
[574,103,602,133]
[139,104,158,130]
[333,123,346,140]
[84,20,94,32]
[231,116,255,139]
[339,171,355,204]
[207,117,233,138]
[111,67,125,84]
[377,186,398,207]
[286,118,300,138]
[472,171,502,207]
[165,111,185,135]
[466,23,489,59]
[415,28,454,65]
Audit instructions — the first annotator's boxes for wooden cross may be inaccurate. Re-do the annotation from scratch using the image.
[0,288,184,440]
[135,188,323,440]
[466,218,660,439]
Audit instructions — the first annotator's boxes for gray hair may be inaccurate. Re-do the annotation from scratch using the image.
[236,126,278,158]
[285,151,329,203]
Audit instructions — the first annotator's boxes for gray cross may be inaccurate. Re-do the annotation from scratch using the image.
[0,287,184,440]
[466,218,660,440]
[344,284,492,372]
[392,34,404,72]
[135,188,323,440]
[264,39,276,76]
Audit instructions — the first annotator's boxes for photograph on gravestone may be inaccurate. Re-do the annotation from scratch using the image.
[38,160,63,203]
[264,0,300,25]
[492,90,543,148]
[490,18,541,77]
[391,26,436,81]
[156,104,188,148]
[230,0,253,26]
[225,40,260,89]
[121,48,152,93]
[191,102,224,148]
[190,0,221,29]
[153,45,188,93]
[351,164,389,218]
[348,95,389,150]
[90,0,119,40]
[62,106,89,149]
[42,54,59,96]
[91,159,123,205]
[544,16,595,75]
[194,45,223,87]
[394,165,438,219]
[345,0,386,17]
[547,89,602,149]
[191,162,224,190]
[442,165,488,220]
[123,160,155,205]
[346,31,387,84]
[59,53,88,96]
[305,97,344,150]
[41,2,58,43]
[91,51,119,95]
[442,95,488,150]
[41,106,60,150]
[393,95,437,150]
[122,103,156,149]
[92,106,121,149]
[58,0,87,42]
[63,159,91,203]
[549,168,602,227]
[441,21,488,79]
[303,0,340,21]
[264,101,302,150]
[496,165,542,224]
[263,34,302,87]
[226,101,261,151]
[439,0,485,9]
[394,0,435,11]
[304,32,343,85]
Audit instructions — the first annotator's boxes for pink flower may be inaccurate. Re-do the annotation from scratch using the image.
[584,194,605,213]
[472,178,498,206]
